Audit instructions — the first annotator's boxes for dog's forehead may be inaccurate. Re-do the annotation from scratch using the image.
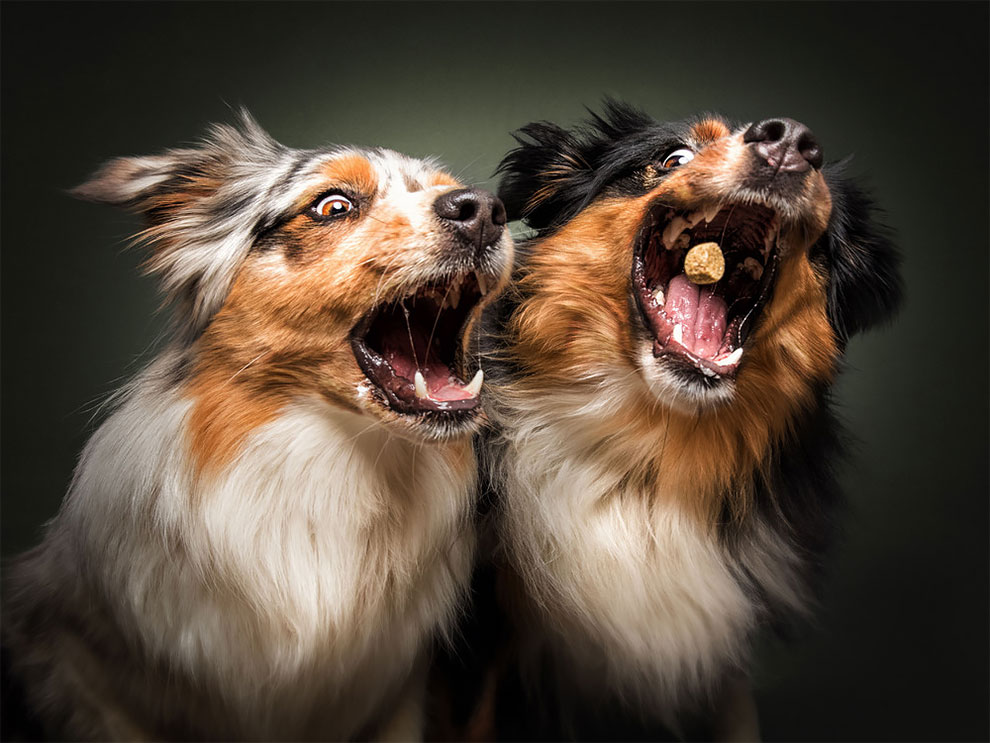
[312,150,379,191]
[366,148,461,194]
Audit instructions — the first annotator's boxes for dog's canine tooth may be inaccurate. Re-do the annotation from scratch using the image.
[662,216,689,249]
[764,229,776,256]
[743,257,763,280]
[476,270,488,296]
[414,370,429,399]
[672,324,685,345]
[719,347,744,365]
[463,368,484,397]
[703,203,721,224]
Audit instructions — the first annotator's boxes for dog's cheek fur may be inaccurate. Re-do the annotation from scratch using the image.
[509,200,640,380]
[814,166,903,342]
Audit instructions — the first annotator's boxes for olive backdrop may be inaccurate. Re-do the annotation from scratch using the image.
[2,2,987,741]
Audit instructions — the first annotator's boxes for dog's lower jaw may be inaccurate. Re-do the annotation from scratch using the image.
[3,353,476,741]
[635,341,738,412]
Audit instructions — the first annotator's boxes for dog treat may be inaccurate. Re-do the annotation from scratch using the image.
[684,242,725,285]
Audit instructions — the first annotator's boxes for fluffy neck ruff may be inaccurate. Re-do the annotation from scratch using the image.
[14,352,477,739]
[486,197,839,708]
[496,198,838,525]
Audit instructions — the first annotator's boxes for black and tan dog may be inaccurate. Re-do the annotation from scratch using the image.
[449,102,902,740]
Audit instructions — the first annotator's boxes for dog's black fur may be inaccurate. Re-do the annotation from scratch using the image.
[431,102,902,742]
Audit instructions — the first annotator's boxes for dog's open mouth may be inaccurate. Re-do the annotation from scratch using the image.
[351,271,486,415]
[632,201,780,379]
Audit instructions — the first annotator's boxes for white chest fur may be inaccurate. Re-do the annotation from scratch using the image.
[495,408,807,710]
[36,378,476,738]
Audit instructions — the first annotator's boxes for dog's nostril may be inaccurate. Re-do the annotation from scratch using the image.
[743,119,787,144]
[491,198,507,227]
[455,200,477,222]
[797,132,824,170]
[763,120,786,142]
[434,188,483,224]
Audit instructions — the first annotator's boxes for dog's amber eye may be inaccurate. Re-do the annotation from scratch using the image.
[311,193,354,219]
[661,148,695,169]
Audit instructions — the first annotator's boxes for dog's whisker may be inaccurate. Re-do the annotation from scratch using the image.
[423,282,453,369]
[401,299,421,371]
[372,252,403,307]
[226,350,270,384]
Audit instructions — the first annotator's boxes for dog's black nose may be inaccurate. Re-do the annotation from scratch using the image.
[743,118,823,172]
[434,188,506,251]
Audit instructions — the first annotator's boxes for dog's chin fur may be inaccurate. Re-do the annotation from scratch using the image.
[634,341,737,411]
[482,103,902,732]
[2,114,512,741]
[358,382,484,444]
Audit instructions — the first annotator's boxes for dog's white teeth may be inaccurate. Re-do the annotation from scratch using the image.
[672,324,685,345]
[743,257,763,280]
[662,216,689,250]
[703,204,721,224]
[686,210,705,227]
[463,368,484,397]
[476,270,488,296]
[718,348,744,366]
[652,286,665,305]
[414,370,429,399]
[764,229,777,257]
[445,283,461,310]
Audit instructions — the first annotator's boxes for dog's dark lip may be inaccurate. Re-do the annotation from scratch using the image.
[631,199,780,380]
[350,270,490,417]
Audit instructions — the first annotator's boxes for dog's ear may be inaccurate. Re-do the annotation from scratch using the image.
[496,121,596,231]
[71,151,201,211]
[814,164,903,343]
[498,100,658,232]
[71,111,287,338]
[72,110,281,222]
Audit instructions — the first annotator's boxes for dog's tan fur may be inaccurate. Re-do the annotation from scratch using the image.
[485,120,844,724]
[2,117,512,740]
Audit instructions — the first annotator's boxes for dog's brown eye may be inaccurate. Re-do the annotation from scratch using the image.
[661,148,695,169]
[312,194,354,219]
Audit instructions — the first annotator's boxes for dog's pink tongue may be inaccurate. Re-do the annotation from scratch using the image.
[422,364,473,401]
[664,274,727,358]
[381,328,472,401]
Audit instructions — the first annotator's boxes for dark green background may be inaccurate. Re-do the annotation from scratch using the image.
[2,2,987,740]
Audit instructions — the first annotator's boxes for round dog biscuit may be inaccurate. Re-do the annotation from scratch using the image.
[684,242,725,285]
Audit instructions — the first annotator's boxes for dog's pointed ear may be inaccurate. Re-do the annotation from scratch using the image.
[496,121,595,231]
[71,151,201,212]
[71,110,279,221]
[70,110,287,338]
[814,164,904,343]
[497,100,657,232]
